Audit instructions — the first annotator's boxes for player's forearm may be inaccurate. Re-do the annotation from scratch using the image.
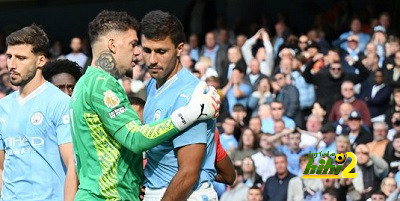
[162,170,198,201]
[64,163,78,201]
[215,156,236,185]
[114,118,180,153]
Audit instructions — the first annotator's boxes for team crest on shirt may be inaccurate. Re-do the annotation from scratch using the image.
[31,112,43,126]
[104,90,120,108]
[153,109,161,121]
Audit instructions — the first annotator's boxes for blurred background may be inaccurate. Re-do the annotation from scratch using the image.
[0,0,397,55]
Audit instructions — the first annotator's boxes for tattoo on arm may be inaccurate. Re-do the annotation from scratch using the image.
[95,51,119,79]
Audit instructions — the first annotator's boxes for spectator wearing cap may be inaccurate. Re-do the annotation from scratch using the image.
[366,122,390,158]
[329,80,372,127]
[303,53,369,113]
[333,17,371,52]
[346,110,373,151]
[371,26,387,67]
[342,35,364,64]
[274,47,295,73]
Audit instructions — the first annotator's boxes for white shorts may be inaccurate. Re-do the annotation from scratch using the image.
[144,183,218,201]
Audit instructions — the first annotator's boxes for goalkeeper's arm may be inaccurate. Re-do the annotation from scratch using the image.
[111,81,220,153]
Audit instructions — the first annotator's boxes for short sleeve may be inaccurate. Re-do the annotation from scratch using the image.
[54,95,72,145]
[215,129,227,162]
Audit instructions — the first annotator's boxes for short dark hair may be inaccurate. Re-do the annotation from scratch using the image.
[6,24,49,56]
[275,153,287,161]
[233,103,246,112]
[140,10,184,47]
[128,97,145,108]
[393,132,400,140]
[323,187,337,198]
[371,189,387,199]
[42,59,82,83]
[88,10,140,44]
[234,165,243,176]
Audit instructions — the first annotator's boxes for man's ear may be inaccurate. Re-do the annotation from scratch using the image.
[108,38,116,54]
[176,42,184,57]
[36,55,47,69]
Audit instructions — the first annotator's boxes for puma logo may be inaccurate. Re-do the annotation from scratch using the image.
[197,104,207,119]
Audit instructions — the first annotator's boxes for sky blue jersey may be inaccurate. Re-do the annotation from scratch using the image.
[0,82,71,201]
[143,68,216,190]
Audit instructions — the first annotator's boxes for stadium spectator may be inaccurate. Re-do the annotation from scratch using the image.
[65,36,88,69]
[42,59,82,96]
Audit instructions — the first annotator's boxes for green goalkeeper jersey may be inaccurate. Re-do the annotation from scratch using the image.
[70,67,179,200]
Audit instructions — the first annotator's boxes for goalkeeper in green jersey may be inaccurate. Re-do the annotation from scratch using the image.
[69,10,220,201]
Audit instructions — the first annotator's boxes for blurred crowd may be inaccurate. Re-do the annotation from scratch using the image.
[1,5,400,201]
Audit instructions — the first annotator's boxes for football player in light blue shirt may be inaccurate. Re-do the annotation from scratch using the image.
[141,11,217,200]
[0,25,77,201]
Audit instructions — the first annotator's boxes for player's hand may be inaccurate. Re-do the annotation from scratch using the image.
[190,81,220,120]
[170,81,220,131]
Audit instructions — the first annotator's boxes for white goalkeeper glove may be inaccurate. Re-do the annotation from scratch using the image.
[171,81,220,131]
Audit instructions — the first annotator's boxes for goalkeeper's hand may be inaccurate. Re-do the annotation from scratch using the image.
[171,81,220,131]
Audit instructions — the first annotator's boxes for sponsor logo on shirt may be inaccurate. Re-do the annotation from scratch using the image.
[109,106,126,118]
[104,90,120,108]
[31,112,43,126]
[4,136,45,156]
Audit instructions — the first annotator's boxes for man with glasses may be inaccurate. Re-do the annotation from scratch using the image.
[261,101,295,134]
[329,80,371,126]
[353,144,388,200]
[43,59,82,96]
[303,53,369,113]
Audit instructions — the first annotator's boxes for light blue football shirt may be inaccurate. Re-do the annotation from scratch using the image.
[143,68,216,190]
[0,82,71,201]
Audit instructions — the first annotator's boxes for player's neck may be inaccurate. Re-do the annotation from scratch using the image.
[156,62,182,89]
[19,74,46,98]
[92,51,120,79]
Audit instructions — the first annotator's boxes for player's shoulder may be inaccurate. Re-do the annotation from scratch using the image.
[176,68,200,91]
[0,91,17,106]
[44,82,70,104]
[83,67,122,91]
